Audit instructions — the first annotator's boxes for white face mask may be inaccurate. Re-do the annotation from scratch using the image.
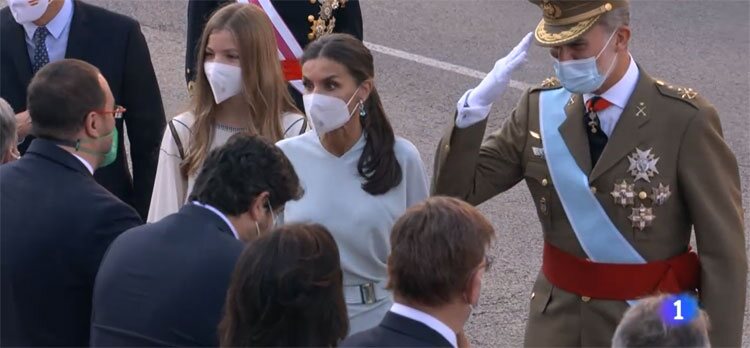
[303,87,360,138]
[203,62,242,104]
[9,0,50,24]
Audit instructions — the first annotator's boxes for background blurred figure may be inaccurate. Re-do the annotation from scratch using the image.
[91,134,302,347]
[277,33,429,335]
[1,0,166,219]
[148,3,306,223]
[342,197,495,348]
[0,59,142,346]
[219,223,349,347]
[612,294,710,348]
[185,0,363,110]
[0,98,20,163]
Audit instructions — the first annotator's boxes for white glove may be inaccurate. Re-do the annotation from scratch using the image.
[467,32,533,107]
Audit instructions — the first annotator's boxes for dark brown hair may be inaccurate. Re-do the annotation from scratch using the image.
[387,196,495,306]
[188,133,303,214]
[301,33,402,195]
[219,223,348,347]
[27,59,105,139]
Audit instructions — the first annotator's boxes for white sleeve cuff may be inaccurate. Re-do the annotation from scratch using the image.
[455,89,492,129]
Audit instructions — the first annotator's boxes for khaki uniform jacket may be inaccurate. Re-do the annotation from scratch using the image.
[432,67,746,347]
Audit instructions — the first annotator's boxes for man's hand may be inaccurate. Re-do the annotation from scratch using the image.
[468,32,534,107]
[15,110,31,141]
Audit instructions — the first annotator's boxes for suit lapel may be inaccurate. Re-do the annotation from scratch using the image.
[557,93,593,175]
[589,68,654,183]
[5,16,33,87]
[65,1,91,60]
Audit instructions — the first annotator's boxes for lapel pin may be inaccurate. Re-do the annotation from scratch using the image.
[636,102,647,117]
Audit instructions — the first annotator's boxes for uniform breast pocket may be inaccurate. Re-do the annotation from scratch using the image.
[524,161,553,232]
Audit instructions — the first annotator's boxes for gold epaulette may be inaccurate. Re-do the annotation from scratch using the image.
[530,76,562,92]
[654,79,700,109]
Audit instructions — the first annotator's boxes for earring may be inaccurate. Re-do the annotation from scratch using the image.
[255,221,260,237]
[359,101,366,118]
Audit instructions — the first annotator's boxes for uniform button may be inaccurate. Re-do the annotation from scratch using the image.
[531,292,536,300]
[590,186,597,194]
[542,178,549,187]
[581,296,591,302]
[638,191,648,200]
[444,144,450,152]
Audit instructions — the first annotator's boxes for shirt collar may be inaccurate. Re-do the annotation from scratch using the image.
[191,201,241,240]
[22,0,74,40]
[71,153,94,174]
[584,54,639,109]
[390,303,458,348]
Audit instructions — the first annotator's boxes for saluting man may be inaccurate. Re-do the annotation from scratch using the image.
[185,0,363,109]
[432,0,746,346]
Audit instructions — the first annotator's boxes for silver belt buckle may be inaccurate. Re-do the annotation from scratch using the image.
[360,283,376,305]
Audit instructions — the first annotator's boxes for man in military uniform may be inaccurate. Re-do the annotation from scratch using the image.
[432,1,746,346]
[185,0,363,109]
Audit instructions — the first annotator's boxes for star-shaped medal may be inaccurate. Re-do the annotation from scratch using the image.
[627,148,660,183]
[651,183,672,206]
[628,204,656,231]
[610,180,635,207]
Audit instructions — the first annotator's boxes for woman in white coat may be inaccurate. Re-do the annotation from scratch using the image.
[276,33,429,335]
[148,3,307,222]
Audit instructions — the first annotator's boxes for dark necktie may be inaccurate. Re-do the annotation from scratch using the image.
[584,96,611,166]
[32,26,50,74]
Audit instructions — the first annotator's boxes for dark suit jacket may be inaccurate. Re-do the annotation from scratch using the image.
[90,203,244,347]
[185,0,363,109]
[0,0,166,219]
[0,138,143,347]
[341,312,454,347]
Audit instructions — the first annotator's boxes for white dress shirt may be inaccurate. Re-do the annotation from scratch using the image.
[190,202,240,240]
[582,55,639,137]
[390,303,458,348]
[21,0,74,64]
[455,54,640,135]
[72,153,94,175]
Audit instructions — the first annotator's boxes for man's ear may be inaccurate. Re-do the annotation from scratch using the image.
[466,267,485,306]
[83,111,102,138]
[615,26,631,52]
[249,191,270,222]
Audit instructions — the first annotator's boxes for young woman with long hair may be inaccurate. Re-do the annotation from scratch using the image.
[148,3,308,222]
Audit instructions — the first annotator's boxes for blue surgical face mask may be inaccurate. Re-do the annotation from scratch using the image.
[553,30,618,94]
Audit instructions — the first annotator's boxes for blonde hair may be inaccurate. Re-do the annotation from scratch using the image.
[183,3,299,177]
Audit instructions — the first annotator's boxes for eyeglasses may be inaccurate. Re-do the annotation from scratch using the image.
[93,105,126,119]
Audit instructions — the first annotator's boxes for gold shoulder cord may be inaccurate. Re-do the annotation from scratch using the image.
[307,0,348,41]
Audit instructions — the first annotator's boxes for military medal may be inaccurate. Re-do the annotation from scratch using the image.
[651,183,672,206]
[587,113,599,134]
[627,148,659,182]
[308,0,345,40]
[628,204,655,231]
[610,180,635,207]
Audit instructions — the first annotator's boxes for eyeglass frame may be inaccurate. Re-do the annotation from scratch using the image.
[92,105,126,120]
